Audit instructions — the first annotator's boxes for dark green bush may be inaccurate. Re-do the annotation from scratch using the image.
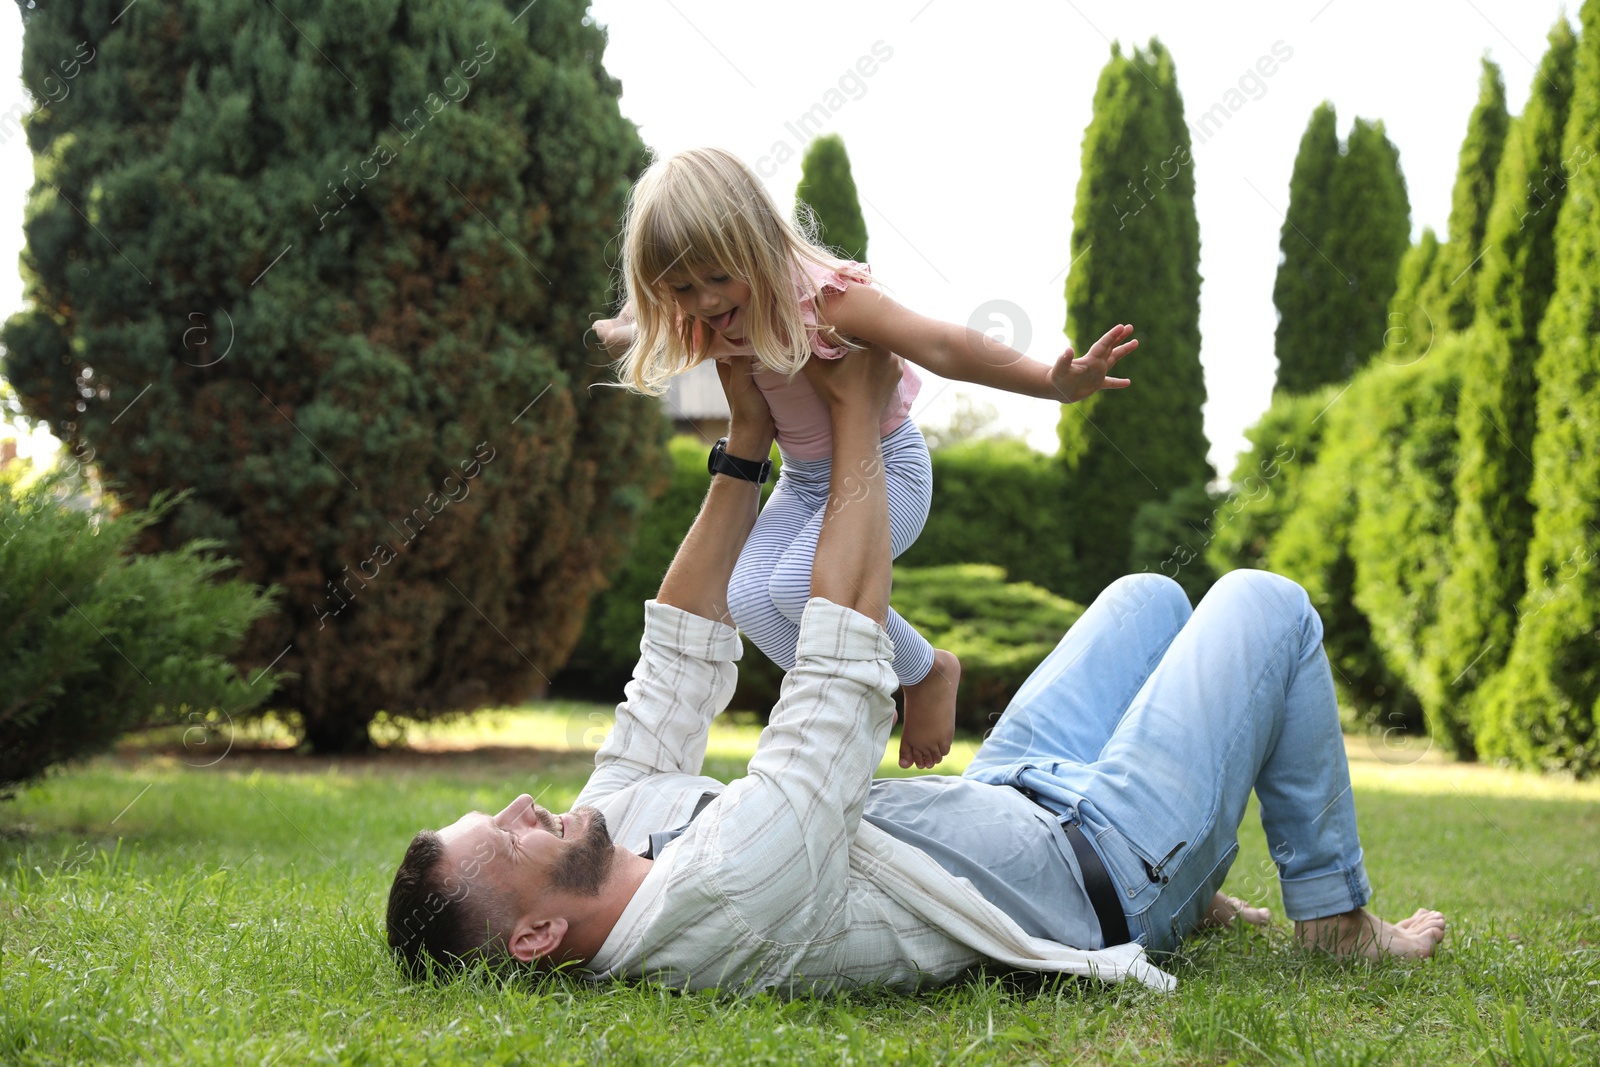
[1,0,662,752]
[899,437,1077,597]
[1208,386,1330,576]
[1,472,280,796]
[892,564,1085,734]
[1127,483,1224,605]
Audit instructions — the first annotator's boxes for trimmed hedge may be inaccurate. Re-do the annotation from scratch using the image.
[728,564,1088,729]
[1127,483,1224,605]
[891,565,1086,733]
[899,437,1077,597]
[557,435,1088,731]
[1431,19,1577,767]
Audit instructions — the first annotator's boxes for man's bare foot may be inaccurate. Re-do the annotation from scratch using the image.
[1199,892,1271,931]
[898,649,960,769]
[1294,907,1446,961]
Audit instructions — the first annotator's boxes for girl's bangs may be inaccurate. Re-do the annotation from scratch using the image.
[635,201,732,288]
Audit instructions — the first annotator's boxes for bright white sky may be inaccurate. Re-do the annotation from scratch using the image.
[0,1,1578,479]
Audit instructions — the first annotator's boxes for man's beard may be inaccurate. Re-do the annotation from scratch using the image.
[546,806,615,897]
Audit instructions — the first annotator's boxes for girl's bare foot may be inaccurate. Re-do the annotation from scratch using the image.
[1199,892,1271,931]
[898,649,960,769]
[1294,907,1446,960]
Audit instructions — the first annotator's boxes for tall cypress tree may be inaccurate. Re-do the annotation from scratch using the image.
[1321,118,1412,382]
[1059,39,1208,601]
[0,0,664,751]
[1475,0,1600,776]
[795,134,868,262]
[1381,227,1439,363]
[1410,58,1512,336]
[1274,109,1409,392]
[1347,344,1464,748]
[1426,21,1577,754]
[1265,369,1423,733]
[1346,63,1510,758]
[1272,103,1342,394]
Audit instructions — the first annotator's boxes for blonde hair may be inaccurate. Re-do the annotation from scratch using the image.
[616,147,871,396]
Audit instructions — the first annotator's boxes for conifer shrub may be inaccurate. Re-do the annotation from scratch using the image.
[1,473,278,796]
[0,0,663,750]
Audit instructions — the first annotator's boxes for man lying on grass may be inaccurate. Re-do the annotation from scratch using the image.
[387,346,1445,993]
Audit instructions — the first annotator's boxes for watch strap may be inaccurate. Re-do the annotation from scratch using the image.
[708,438,771,484]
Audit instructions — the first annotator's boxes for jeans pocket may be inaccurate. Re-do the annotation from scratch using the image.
[1092,824,1169,917]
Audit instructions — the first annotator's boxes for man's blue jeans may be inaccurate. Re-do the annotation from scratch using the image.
[964,570,1371,955]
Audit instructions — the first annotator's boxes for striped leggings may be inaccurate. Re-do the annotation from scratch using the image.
[727,418,936,686]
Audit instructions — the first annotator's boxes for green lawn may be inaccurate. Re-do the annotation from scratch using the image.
[3,703,1597,1066]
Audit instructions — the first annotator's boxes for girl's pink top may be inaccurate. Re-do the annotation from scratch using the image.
[709,258,921,461]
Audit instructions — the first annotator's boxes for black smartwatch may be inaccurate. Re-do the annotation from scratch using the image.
[708,437,772,484]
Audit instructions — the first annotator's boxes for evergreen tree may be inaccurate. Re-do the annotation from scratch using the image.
[1320,118,1412,382]
[1272,102,1343,394]
[1409,58,1512,335]
[1346,347,1464,750]
[1266,370,1423,735]
[0,0,664,751]
[1426,21,1577,754]
[795,134,868,262]
[1273,109,1410,392]
[1475,0,1600,776]
[1382,227,1440,363]
[1207,385,1334,576]
[1344,62,1510,758]
[1059,40,1208,601]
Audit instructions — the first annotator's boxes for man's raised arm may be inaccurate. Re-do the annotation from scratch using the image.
[574,357,775,807]
[805,352,898,621]
[656,356,775,624]
[664,348,908,972]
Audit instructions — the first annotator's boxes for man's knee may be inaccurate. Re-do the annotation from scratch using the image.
[1099,572,1190,631]
[1206,570,1320,643]
[1208,568,1308,607]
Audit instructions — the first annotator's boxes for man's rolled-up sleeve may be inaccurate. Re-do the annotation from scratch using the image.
[574,599,743,809]
[688,597,897,949]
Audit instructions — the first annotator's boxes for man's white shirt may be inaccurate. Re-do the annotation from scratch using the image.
[575,597,1175,995]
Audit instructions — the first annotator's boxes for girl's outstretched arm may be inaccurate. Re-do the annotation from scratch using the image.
[820,285,1137,404]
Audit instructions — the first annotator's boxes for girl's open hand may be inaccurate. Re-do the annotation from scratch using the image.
[1050,323,1137,403]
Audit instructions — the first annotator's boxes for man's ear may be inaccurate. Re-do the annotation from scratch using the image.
[509,916,568,963]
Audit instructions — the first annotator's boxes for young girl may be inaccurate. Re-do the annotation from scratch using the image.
[594,147,1136,769]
